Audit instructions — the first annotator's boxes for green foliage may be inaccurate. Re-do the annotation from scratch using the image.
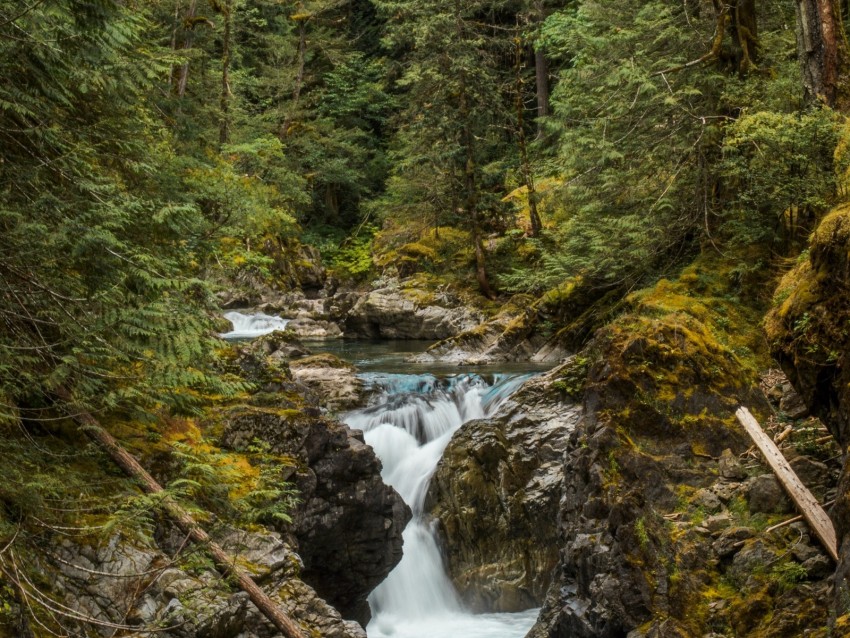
[719,109,847,248]
[329,226,379,280]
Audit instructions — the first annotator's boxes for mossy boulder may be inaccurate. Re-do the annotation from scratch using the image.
[765,203,850,630]
[528,254,832,638]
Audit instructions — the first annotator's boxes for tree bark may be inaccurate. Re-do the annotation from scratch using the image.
[515,34,542,237]
[57,391,305,638]
[533,1,550,123]
[455,7,495,300]
[219,0,233,145]
[176,0,198,98]
[730,0,759,73]
[796,0,850,110]
[281,13,308,138]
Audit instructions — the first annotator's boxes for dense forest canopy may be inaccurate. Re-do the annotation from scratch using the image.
[3,0,850,632]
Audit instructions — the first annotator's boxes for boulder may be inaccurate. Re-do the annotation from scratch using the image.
[747,474,792,514]
[427,363,582,611]
[289,353,364,412]
[344,283,483,340]
[409,298,567,365]
[220,406,410,625]
[51,527,365,638]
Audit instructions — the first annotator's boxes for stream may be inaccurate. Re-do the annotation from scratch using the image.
[343,371,540,638]
[223,315,544,638]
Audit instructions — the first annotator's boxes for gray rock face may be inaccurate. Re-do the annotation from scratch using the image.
[427,363,581,612]
[289,353,364,412]
[409,302,567,365]
[746,474,792,514]
[344,284,484,340]
[221,407,411,625]
[51,527,365,638]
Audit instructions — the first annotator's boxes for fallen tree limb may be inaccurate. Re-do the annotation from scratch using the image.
[736,407,838,562]
[765,499,837,535]
[57,390,305,638]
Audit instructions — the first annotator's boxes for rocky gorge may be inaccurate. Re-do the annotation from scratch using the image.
[7,246,850,638]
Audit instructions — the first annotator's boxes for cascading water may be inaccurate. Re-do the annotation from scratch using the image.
[220,311,291,339]
[344,372,539,638]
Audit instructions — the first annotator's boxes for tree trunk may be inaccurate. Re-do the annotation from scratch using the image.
[515,33,542,237]
[176,0,198,98]
[455,2,495,300]
[731,0,759,73]
[219,0,233,145]
[58,392,305,638]
[796,0,850,110]
[282,14,308,138]
[533,1,550,123]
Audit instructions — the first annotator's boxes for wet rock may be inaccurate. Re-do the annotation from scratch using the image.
[289,353,364,412]
[747,474,792,514]
[220,406,410,625]
[427,363,582,612]
[344,283,483,340]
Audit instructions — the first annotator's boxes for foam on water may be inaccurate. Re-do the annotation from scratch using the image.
[344,372,540,638]
[220,311,290,339]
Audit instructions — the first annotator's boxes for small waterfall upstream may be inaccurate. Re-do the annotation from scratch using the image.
[344,373,539,638]
[220,311,290,339]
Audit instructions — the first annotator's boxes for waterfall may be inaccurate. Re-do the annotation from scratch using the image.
[344,373,538,638]
[220,311,290,339]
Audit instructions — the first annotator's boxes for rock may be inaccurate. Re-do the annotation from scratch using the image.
[344,283,483,340]
[763,205,850,623]
[788,455,832,492]
[713,526,755,558]
[747,474,792,514]
[718,448,747,481]
[408,299,565,365]
[803,554,833,579]
[780,386,810,419]
[693,488,722,513]
[289,353,364,412]
[427,364,582,611]
[52,528,365,638]
[220,406,410,625]
[704,512,732,534]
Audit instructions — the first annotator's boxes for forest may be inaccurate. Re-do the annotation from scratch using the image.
[4,0,850,637]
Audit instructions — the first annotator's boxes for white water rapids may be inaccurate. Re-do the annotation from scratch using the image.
[344,373,539,638]
[220,311,290,339]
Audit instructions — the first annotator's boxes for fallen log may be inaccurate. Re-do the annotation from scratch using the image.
[57,391,305,638]
[736,407,838,562]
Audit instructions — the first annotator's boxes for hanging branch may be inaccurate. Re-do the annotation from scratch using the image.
[55,390,306,638]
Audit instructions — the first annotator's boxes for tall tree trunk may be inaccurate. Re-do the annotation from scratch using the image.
[533,1,550,124]
[219,0,233,146]
[176,0,198,98]
[796,0,850,110]
[58,392,306,638]
[515,33,542,237]
[455,1,495,300]
[731,0,759,73]
[281,14,308,138]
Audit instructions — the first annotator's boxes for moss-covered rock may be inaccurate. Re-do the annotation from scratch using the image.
[765,203,850,631]
[529,253,832,638]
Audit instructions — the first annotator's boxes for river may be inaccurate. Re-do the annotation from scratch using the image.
[223,317,544,638]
